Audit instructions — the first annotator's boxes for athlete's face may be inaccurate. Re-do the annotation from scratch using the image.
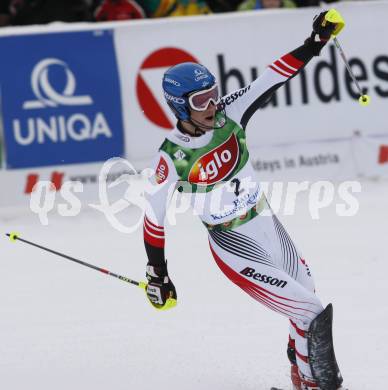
[189,102,217,131]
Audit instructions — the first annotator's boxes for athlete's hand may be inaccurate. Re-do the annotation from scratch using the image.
[312,9,344,42]
[146,264,177,310]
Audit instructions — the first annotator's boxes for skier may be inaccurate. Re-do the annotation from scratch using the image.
[143,10,346,390]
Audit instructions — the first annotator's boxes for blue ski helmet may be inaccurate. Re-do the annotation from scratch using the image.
[162,62,216,121]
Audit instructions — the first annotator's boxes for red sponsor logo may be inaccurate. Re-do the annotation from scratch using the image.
[155,157,169,184]
[136,48,198,130]
[300,258,311,277]
[378,145,388,164]
[188,134,239,185]
[25,171,64,194]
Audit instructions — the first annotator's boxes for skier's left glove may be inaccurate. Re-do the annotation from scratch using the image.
[306,9,345,56]
[312,9,345,42]
[146,263,177,311]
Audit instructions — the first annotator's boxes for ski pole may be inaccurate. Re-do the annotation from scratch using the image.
[333,37,371,106]
[323,9,370,106]
[6,232,147,290]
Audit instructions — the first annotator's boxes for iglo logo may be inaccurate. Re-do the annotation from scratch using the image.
[23,58,93,109]
[188,134,240,185]
[136,48,198,130]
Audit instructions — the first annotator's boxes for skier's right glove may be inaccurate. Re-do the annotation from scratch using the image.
[146,263,177,311]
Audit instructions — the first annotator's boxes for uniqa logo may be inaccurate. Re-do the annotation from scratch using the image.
[23,58,93,109]
[14,58,112,145]
[194,68,208,82]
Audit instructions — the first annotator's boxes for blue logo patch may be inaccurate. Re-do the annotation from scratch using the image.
[0,30,124,169]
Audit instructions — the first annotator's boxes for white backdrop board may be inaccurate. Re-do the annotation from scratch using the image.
[1,2,388,211]
[115,1,388,167]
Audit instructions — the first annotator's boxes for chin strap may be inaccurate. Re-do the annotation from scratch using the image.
[190,119,207,136]
[177,119,206,137]
[178,107,226,137]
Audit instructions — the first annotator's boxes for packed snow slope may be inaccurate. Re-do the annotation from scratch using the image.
[1,180,387,390]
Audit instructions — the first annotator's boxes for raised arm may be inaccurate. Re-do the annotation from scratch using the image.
[222,11,340,129]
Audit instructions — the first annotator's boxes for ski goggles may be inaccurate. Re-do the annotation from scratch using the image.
[188,84,220,111]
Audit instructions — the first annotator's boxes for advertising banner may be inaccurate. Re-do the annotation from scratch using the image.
[115,2,388,168]
[0,159,136,212]
[0,29,124,169]
[0,133,3,169]
[1,3,388,212]
[249,137,357,182]
[353,133,388,179]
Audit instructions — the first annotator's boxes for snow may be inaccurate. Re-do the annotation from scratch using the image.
[1,180,387,390]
